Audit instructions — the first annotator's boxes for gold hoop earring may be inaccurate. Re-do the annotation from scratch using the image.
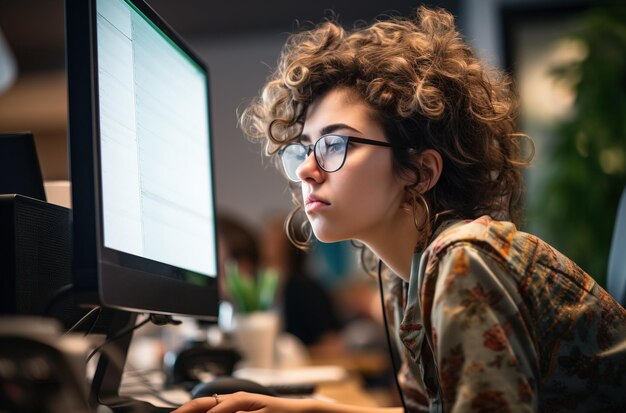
[409,192,433,252]
[350,239,364,249]
[410,192,430,232]
[286,205,312,251]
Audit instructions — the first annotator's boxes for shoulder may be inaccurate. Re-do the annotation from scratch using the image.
[423,216,539,278]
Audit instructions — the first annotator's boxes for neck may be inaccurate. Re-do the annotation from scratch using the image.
[358,211,420,281]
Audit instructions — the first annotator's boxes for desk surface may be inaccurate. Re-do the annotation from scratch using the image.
[124,371,385,409]
[316,375,380,407]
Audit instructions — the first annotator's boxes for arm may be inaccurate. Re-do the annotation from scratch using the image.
[172,392,403,413]
[422,245,539,412]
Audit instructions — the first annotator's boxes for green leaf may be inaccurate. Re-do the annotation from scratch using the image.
[224,261,278,313]
[258,269,279,311]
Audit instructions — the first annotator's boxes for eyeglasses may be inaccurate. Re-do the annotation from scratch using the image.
[278,134,393,182]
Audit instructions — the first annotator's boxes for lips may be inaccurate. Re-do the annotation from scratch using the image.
[304,194,330,212]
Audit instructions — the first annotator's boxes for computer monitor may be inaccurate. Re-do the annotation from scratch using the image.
[66,0,219,409]
[66,0,219,319]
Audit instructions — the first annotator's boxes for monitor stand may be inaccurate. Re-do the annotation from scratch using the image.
[89,309,173,413]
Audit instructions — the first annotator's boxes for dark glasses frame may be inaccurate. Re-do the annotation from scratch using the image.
[278,134,393,182]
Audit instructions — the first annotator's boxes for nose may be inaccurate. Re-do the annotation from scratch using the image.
[296,150,324,183]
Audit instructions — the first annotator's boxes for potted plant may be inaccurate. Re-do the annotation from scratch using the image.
[224,262,280,368]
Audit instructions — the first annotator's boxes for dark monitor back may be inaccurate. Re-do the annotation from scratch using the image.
[0,132,46,202]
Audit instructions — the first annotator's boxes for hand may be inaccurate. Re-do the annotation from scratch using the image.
[172,392,314,413]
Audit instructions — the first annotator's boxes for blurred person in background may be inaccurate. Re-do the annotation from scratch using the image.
[217,213,261,285]
[214,213,262,331]
[260,213,343,358]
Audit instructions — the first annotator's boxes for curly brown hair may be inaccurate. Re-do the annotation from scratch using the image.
[240,6,531,251]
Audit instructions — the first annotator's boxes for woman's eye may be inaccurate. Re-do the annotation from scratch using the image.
[326,143,343,153]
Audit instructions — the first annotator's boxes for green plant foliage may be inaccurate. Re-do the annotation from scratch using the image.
[530,6,626,286]
[225,261,279,313]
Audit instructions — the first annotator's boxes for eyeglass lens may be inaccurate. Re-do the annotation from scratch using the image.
[280,135,348,182]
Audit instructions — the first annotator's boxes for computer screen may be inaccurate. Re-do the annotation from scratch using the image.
[97,0,216,278]
[67,0,219,319]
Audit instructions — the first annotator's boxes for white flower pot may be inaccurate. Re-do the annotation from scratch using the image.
[233,311,280,369]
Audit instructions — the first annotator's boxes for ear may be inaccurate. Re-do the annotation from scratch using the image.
[414,149,443,193]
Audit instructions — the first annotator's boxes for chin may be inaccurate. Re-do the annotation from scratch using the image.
[310,222,347,244]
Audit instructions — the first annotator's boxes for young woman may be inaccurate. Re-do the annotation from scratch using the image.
[175,6,626,413]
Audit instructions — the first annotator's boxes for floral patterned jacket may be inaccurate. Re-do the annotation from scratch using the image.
[384,216,626,413]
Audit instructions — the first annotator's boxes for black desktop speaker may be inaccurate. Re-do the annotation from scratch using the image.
[0,194,74,322]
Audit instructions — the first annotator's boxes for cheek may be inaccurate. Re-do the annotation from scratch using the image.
[342,154,401,211]
[309,160,404,242]
[341,175,398,222]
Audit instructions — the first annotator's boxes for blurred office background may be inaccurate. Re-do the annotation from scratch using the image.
[0,0,624,288]
[1,0,625,406]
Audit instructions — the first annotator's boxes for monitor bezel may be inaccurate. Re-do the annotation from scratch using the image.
[67,0,219,320]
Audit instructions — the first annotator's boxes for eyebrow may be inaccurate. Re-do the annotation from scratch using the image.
[300,123,363,142]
